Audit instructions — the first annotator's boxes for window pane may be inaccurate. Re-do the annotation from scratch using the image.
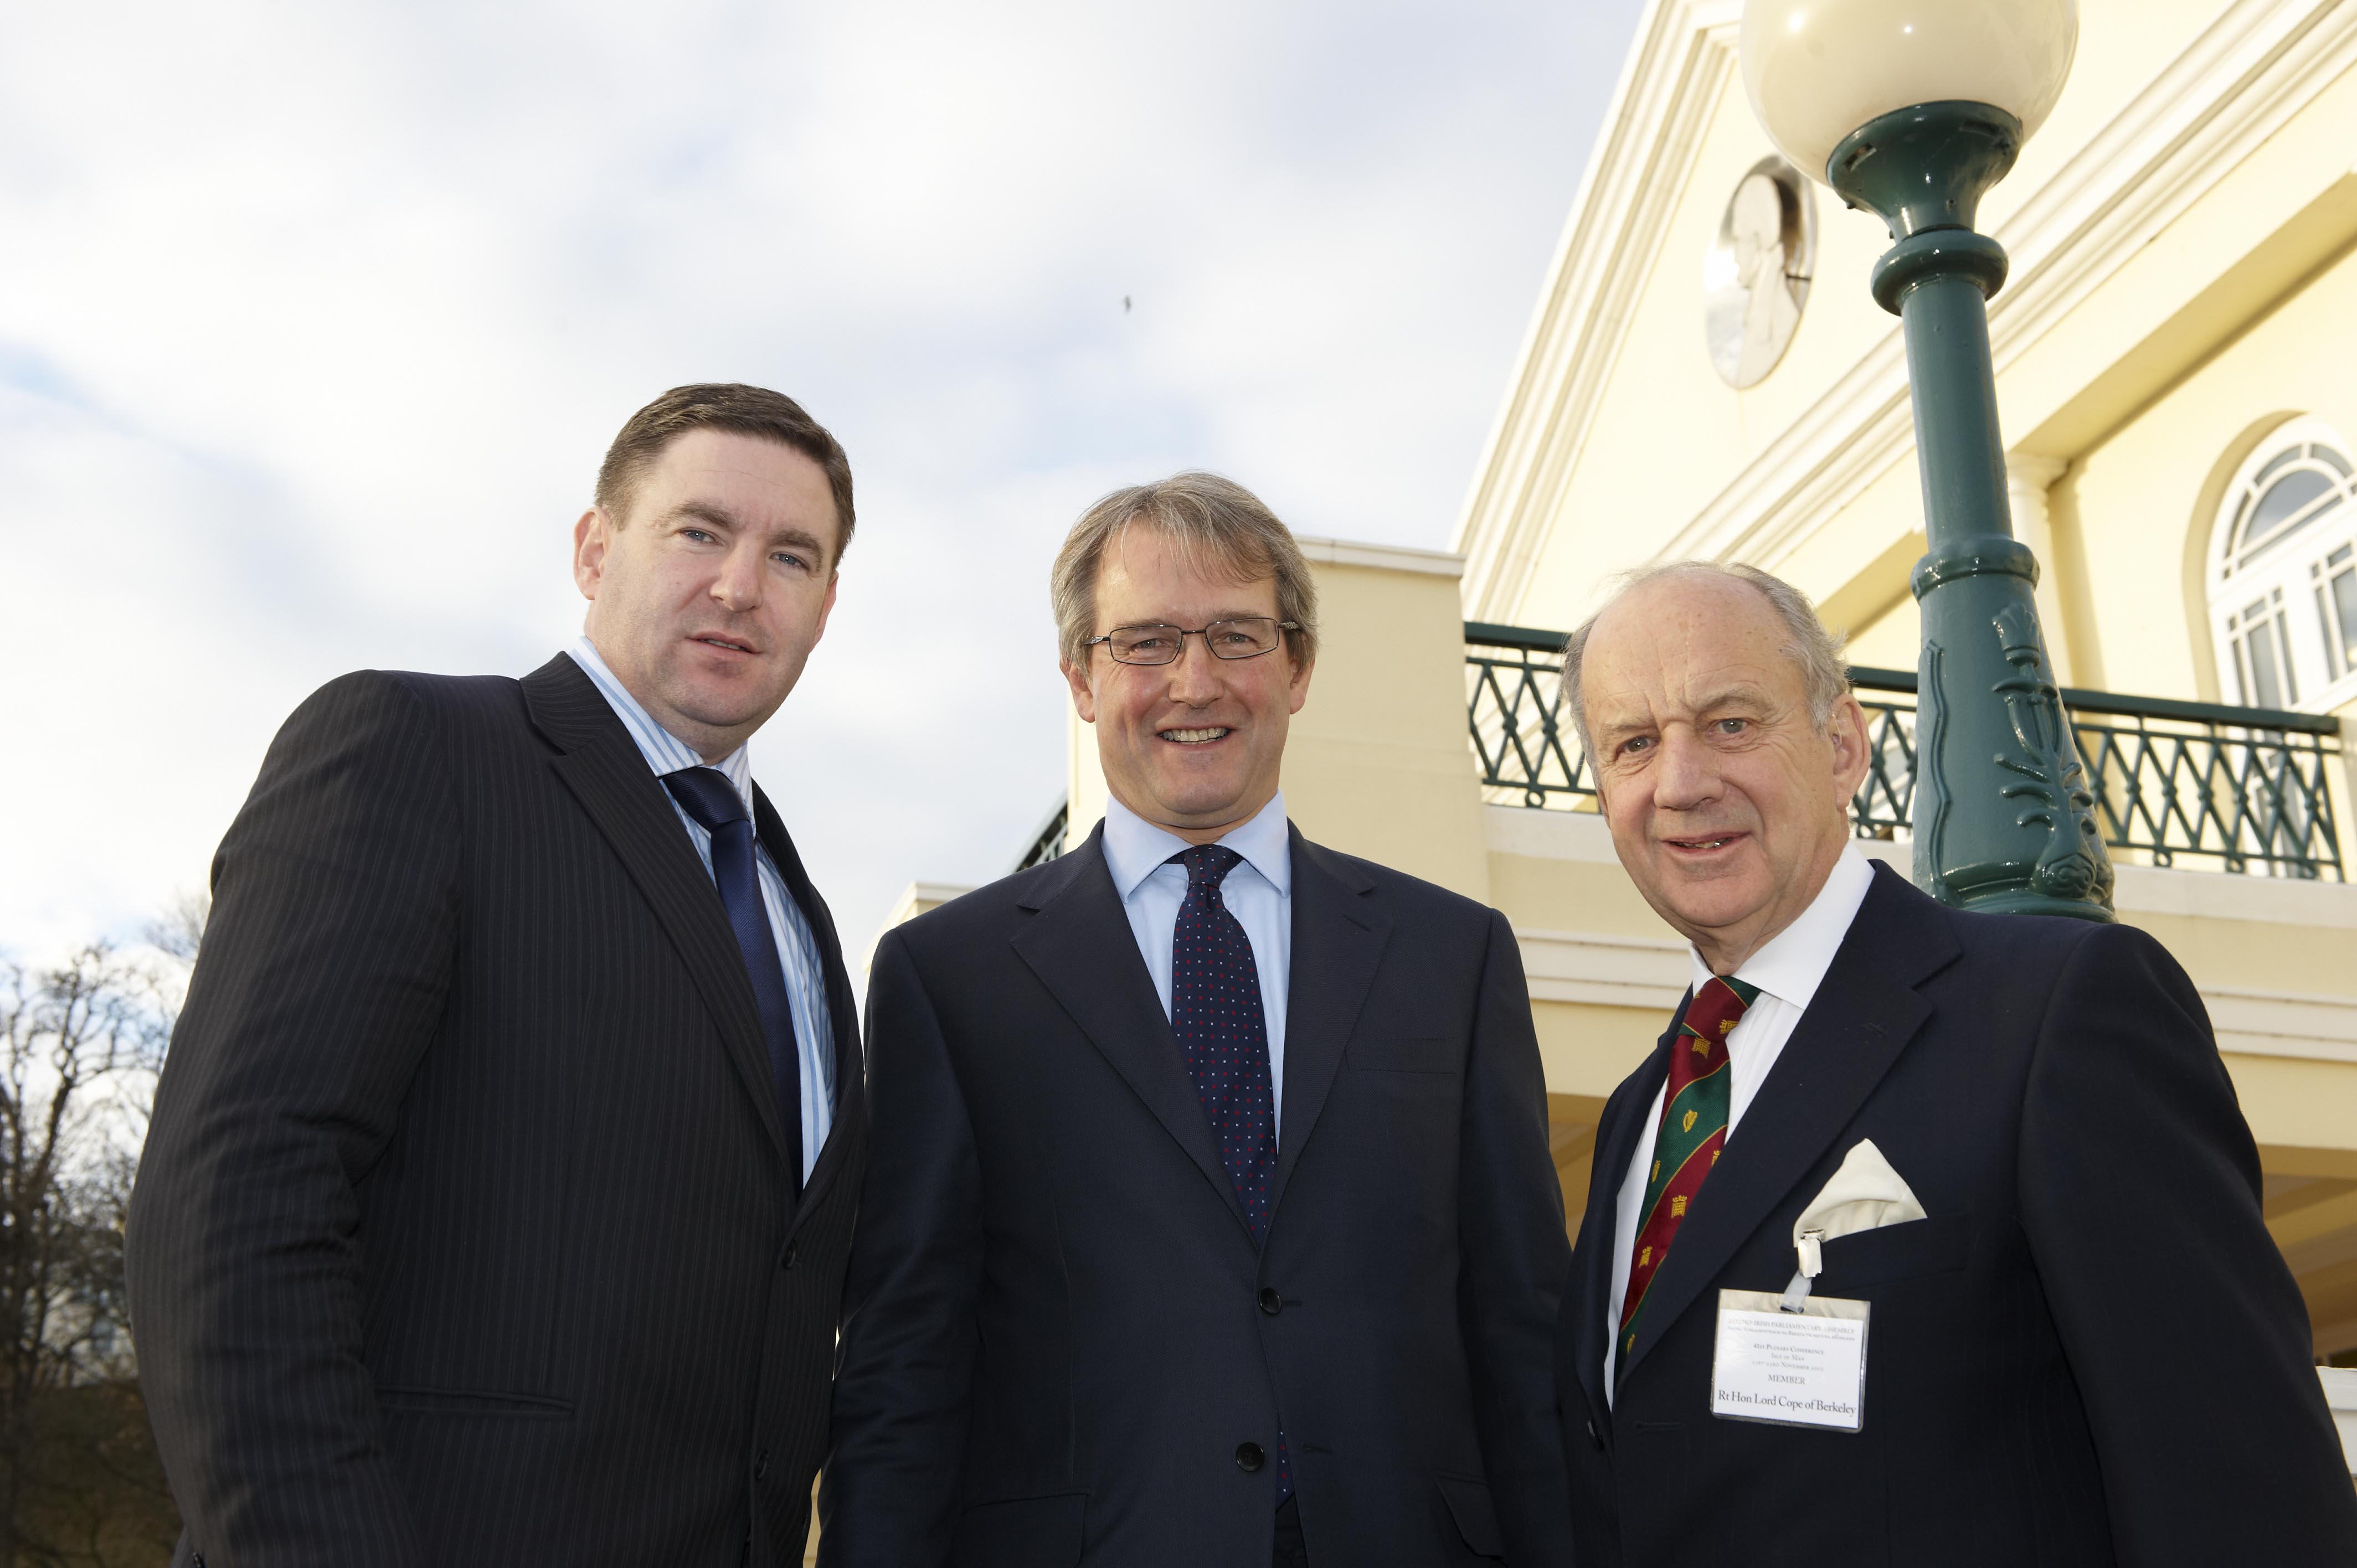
[2321,445,2355,479]
[2241,471,2337,556]
[2245,622,2288,707]
[2257,447,2302,487]
[2322,586,2346,681]
[2276,609,2301,704]
[2333,568,2357,676]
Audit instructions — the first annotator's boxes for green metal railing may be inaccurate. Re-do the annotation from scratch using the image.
[1014,797,1069,872]
[1466,622,2349,881]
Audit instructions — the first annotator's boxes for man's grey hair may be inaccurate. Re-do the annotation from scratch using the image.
[1051,471,1320,670]
[1558,561,1850,752]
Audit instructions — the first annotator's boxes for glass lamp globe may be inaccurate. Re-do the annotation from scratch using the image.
[1740,0,2078,181]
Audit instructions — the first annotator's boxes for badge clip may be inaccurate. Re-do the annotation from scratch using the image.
[1780,1226,1824,1313]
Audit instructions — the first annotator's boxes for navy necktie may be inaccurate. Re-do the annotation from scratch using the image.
[1169,844,1292,1504]
[665,766,804,1188]
[1170,845,1278,1236]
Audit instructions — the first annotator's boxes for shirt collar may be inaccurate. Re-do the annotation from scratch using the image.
[1100,791,1292,901]
[1685,843,1876,1011]
[567,636,754,807]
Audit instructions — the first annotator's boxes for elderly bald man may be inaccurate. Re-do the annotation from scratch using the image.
[1551,561,2355,1567]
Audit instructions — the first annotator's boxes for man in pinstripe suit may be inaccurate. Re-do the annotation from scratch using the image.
[126,384,867,1568]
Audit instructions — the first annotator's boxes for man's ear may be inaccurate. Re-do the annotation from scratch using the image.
[1062,657,1098,724]
[573,508,610,602]
[807,571,841,646]
[1285,654,1315,716]
[1825,693,1873,800]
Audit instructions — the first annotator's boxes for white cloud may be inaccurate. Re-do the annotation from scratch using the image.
[0,0,1644,961]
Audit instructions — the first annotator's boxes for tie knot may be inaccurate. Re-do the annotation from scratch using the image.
[1172,844,1245,889]
[664,766,749,833]
[1681,974,1761,1045]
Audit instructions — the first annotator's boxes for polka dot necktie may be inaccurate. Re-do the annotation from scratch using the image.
[1616,974,1759,1383]
[1170,845,1278,1236]
[1169,845,1290,1500]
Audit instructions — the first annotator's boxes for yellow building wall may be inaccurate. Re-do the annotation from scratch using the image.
[2063,238,2357,705]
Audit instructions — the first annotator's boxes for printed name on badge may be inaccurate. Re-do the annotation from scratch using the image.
[1711,1288,1869,1432]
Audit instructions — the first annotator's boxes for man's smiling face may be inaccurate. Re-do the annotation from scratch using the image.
[1581,570,1869,973]
[1062,525,1312,844]
[574,427,841,761]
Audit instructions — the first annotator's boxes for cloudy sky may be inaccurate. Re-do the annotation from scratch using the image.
[0,0,1645,966]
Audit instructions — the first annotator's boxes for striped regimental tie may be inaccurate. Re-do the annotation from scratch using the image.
[1616,974,1760,1381]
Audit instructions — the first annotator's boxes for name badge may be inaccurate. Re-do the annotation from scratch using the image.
[1710,1288,1869,1432]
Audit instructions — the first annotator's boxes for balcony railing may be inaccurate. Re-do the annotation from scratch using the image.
[1466,621,2349,881]
[1014,797,1069,872]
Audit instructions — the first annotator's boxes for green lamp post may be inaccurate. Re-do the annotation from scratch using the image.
[1740,0,2113,920]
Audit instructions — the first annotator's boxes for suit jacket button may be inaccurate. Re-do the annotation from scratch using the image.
[1235,1442,1265,1473]
[754,1448,770,1481]
[1587,1419,1604,1451]
[1257,1287,1282,1316]
[779,1240,799,1271]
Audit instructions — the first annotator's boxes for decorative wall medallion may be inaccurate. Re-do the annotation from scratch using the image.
[1704,156,1814,389]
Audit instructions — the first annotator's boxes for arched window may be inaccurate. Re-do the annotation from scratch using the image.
[2209,417,2357,710]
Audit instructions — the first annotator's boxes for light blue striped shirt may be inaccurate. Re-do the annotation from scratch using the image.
[1101,791,1293,1138]
[567,638,835,1180]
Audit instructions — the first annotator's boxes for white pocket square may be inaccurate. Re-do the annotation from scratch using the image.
[1792,1138,1926,1278]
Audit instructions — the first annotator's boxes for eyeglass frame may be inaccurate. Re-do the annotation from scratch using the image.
[1081,617,1302,667]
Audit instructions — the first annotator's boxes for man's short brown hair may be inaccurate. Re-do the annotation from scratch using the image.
[1051,471,1319,670]
[595,384,856,565]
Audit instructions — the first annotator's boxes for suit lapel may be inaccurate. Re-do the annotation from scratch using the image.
[1618,866,1959,1383]
[752,787,865,1227]
[1573,1010,1683,1433]
[1012,827,1250,1235]
[522,656,789,1160]
[1269,829,1390,1219]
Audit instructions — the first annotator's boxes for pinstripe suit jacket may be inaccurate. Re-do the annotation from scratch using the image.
[126,654,866,1568]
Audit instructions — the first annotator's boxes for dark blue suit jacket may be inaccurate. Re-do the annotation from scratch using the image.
[1557,863,2357,1566]
[824,822,1573,1567]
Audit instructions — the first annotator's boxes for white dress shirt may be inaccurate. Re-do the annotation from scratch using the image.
[567,637,835,1182]
[1099,791,1294,1138]
[1603,844,1875,1399]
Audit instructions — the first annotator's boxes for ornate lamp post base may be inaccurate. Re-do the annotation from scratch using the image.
[1830,102,2115,921]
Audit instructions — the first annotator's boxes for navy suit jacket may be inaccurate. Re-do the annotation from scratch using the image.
[822,822,1573,1567]
[1557,863,2357,1567]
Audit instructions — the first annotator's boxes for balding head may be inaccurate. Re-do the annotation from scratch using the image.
[1561,562,1850,755]
[1571,563,1871,973]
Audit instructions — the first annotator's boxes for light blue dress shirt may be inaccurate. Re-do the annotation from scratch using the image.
[567,637,834,1182]
[1100,791,1293,1137]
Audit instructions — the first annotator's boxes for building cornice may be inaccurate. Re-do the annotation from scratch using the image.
[1455,0,2357,621]
[1452,0,1743,618]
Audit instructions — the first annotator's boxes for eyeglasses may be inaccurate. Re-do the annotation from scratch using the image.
[1084,617,1299,666]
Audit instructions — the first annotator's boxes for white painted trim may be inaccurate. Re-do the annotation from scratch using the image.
[1514,926,1691,1010]
[1483,802,2357,927]
[2209,985,2357,1062]
[1488,804,2357,1062]
[1454,0,2357,620]
[1483,800,1621,862]
[1294,535,1466,577]
[1512,918,2357,1065]
[1452,0,1744,616]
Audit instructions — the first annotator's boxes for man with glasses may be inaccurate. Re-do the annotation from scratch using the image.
[822,472,1573,1567]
